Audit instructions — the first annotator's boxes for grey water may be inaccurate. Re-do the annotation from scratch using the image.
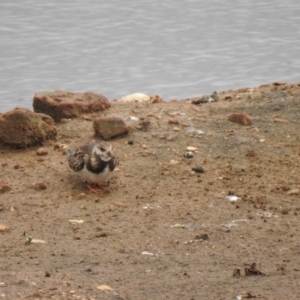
[1,0,300,112]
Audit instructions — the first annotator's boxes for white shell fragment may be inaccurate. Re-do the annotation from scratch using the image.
[226,195,241,202]
[31,239,46,244]
[141,251,158,256]
[69,219,85,224]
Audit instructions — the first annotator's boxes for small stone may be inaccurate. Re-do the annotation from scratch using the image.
[168,118,179,125]
[228,113,252,126]
[186,146,198,152]
[36,147,48,156]
[273,118,289,123]
[287,189,300,195]
[173,127,180,131]
[32,183,47,191]
[191,167,204,173]
[184,151,194,158]
[0,183,11,193]
[0,225,9,232]
[170,160,179,165]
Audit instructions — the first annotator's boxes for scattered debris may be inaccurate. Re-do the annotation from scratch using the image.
[233,268,241,277]
[31,239,46,244]
[245,263,265,276]
[0,183,11,193]
[141,251,158,256]
[192,91,219,104]
[236,292,257,299]
[32,182,47,191]
[54,142,68,152]
[128,116,139,121]
[273,118,289,123]
[25,236,33,245]
[287,188,299,195]
[36,147,48,156]
[191,167,204,173]
[195,233,209,241]
[69,220,85,224]
[137,117,151,131]
[184,151,194,158]
[186,146,198,152]
[186,126,205,135]
[171,224,186,228]
[96,284,113,291]
[223,219,247,228]
[226,195,240,202]
[0,225,9,232]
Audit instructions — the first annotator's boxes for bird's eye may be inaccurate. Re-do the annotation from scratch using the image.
[100,148,105,152]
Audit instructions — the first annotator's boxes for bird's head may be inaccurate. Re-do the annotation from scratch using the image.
[92,142,114,162]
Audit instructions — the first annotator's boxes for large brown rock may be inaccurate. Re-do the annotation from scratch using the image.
[93,116,129,140]
[33,91,110,122]
[0,107,57,148]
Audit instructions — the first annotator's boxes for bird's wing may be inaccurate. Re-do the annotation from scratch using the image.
[66,148,85,172]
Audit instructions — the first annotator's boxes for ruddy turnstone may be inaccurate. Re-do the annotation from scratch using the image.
[66,141,119,194]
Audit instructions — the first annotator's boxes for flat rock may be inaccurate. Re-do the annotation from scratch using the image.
[0,107,57,148]
[93,116,129,140]
[228,113,252,126]
[33,90,110,122]
[0,183,11,193]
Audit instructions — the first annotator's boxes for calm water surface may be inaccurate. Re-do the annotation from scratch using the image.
[1,0,300,112]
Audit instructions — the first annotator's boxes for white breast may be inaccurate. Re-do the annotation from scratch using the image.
[75,165,112,184]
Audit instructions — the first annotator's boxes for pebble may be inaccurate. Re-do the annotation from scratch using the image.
[191,167,204,173]
[173,127,180,131]
[0,225,9,232]
[36,147,48,156]
[287,189,299,195]
[32,183,47,191]
[184,151,194,158]
[186,146,198,152]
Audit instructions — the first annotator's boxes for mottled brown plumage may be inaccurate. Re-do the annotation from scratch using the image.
[66,142,119,190]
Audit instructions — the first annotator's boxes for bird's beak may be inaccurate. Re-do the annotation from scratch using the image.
[108,151,114,157]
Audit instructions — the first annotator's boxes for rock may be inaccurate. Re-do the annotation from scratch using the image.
[93,116,129,140]
[287,189,299,195]
[0,225,9,232]
[0,183,11,193]
[33,91,110,122]
[119,93,150,103]
[32,183,47,191]
[191,167,204,173]
[36,147,48,156]
[0,107,57,148]
[168,118,179,125]
[228,113,252,126]
[186,146,198,152]
[150,95,163,103]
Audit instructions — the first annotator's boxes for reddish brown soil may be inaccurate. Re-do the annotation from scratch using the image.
[1,82,300,299]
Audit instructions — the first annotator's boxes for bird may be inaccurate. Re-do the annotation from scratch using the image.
[65,141,119,194]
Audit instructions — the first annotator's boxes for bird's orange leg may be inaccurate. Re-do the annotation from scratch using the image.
[85,183,104,195]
